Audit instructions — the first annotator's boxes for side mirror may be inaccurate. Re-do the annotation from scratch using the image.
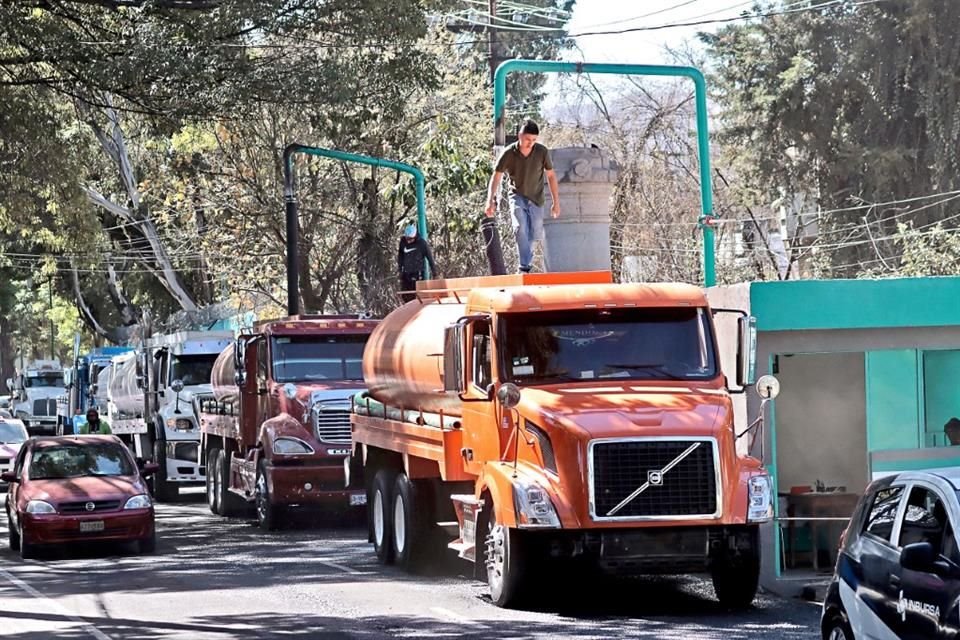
[4,378,11,390]
[736,315,758,387]
[756,375,780,400]
[140,462,161,477]
[900,542,936,572]
[171,379,185,394]
[0,471,17,484]
[496,383,521,409]
[443,324,465,393]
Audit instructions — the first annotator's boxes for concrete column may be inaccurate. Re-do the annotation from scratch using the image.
[543,146,620,272]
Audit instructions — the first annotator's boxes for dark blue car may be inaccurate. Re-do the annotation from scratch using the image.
[822,468,960,639]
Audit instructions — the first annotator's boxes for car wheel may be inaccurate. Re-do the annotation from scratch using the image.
[139,530,157,554]
[823,613,853,640]
[7,508,20,551]
[19,523,37,560]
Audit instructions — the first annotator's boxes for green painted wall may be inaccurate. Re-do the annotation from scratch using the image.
[864,350,922,451]
[751,277,960,332]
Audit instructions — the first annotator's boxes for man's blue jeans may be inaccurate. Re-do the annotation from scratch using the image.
[509,194,544,272]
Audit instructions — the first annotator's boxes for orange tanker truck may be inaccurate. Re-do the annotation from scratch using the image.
[350,271,773,608]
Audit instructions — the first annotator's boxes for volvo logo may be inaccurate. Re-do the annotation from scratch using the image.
[647,470,664,486]
[85,502,95,512]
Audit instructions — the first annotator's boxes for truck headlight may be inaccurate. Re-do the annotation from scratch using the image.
[124,494,153,510]
[25,500,56,514]
[512,479,561,529]
[747,474,774,523]
[273,437,315,456]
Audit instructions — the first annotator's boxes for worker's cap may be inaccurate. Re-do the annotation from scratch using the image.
[404,225,417,238]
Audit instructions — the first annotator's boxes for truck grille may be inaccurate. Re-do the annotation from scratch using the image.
[589,438,719,521]
[59,500,122,513]
[313,408,351,444]
[32,399,57,416]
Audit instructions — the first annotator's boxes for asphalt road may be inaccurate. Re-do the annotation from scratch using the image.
[0,489,823,640]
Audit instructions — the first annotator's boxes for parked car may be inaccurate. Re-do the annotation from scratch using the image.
[821,468,960,639]
[0,409,28,488]
[2,435,160,558]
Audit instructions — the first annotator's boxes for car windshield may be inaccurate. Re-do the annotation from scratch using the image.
[28,443,135,480]
[170,354,218,387]
[25,374,64,388]
[501,307,718,385]
[272,335,367,383]
[0,421,27,443]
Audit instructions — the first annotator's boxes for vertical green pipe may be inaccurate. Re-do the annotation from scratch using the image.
[493,60,716,286]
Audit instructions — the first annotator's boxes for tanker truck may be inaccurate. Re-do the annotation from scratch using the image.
[350,271,775,609]
[107,331,234,501]
[7,359,65,436]
[195,315,376,530]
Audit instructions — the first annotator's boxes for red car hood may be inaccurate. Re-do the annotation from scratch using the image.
[25,475,146,505]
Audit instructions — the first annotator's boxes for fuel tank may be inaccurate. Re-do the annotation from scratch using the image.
[107,354,143,414]
[210,344,238,403]
[362,300,466,415]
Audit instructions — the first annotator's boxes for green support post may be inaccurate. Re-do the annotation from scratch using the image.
[282,144,429,315]
[493,60,716,286]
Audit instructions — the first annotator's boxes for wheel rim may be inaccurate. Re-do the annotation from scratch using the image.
[485,513,505,594]
[373,488,385,548]
[828,626,848,640]
[394,494,406,554]
[255,470,268,524]
[207,454,218,509]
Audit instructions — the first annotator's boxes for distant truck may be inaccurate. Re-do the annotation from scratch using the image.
[196,315,376,530]
[107,331,234,501]
[7,359,65,436]
[350,272,774,608]
[57,344,134,435]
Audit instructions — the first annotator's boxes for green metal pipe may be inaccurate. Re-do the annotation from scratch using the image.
[283,145,431,299]
[492,60,716,286]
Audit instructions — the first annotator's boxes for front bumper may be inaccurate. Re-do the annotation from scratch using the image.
[266,459,365,507]
[23,509,155,545]
[23,418,57,436]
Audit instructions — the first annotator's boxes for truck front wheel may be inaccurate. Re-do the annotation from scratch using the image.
[371,469,396,565]
[152,441,179,502]
[255,458,282,531]
[484,505,529,608]
[711,546,760,609]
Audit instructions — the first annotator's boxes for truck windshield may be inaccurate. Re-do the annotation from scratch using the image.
[501,307,718,384]
[29,443,135,479]
[170,354,217,386]
[271,335,366,383]
[24,374,64,388]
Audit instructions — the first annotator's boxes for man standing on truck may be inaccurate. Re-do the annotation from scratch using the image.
[397,224,437,302]
[484,119,561,273]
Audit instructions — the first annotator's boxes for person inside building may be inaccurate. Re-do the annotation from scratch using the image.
[78,408,112,435]
[397,224,437,303]
[944,417,960,445]
[484,119,561,273]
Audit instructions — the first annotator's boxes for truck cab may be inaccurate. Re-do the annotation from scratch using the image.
[8,360,65,436]
[198,316,376,530]
[352,272,773,608]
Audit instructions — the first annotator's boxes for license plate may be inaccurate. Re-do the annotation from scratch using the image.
[349,493,367,506]
[80,520,105,533]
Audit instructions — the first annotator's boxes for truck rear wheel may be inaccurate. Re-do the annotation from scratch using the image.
[216,449,246,517]
[711,547,760,609]
[152,441,179,502]
[255,458,282,531]
[392,473,429,571]
[206,448,221,515]
[484,503,529,608]
[371,469,396,565]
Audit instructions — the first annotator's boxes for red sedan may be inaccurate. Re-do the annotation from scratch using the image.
[2,435,159,559]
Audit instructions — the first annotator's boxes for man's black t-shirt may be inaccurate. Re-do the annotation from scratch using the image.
[397,236,436,278]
